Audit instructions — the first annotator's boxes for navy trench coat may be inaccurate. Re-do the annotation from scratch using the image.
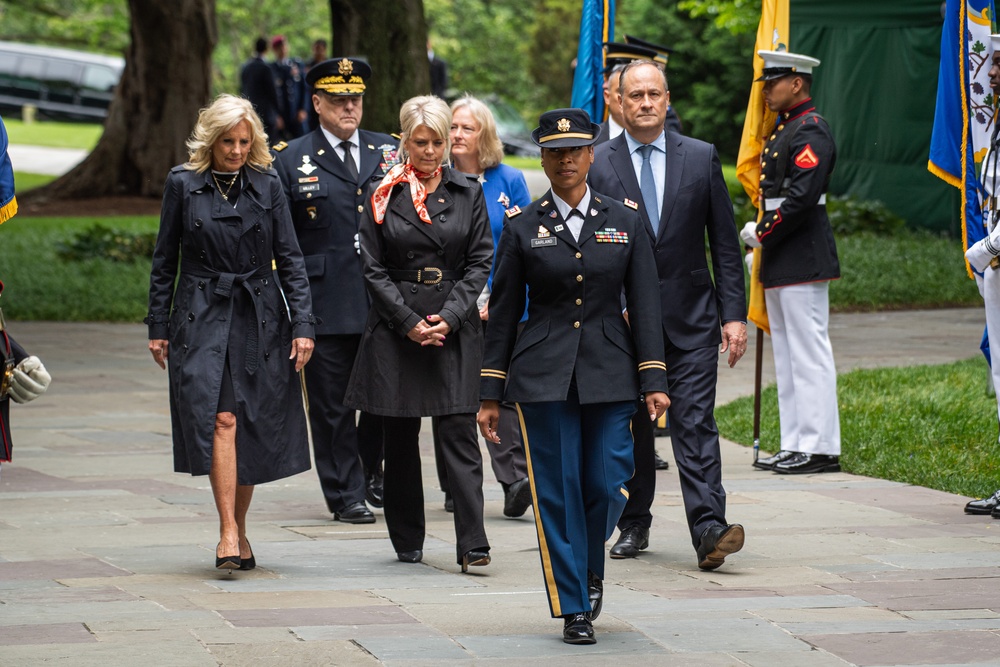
[147,164,316,485]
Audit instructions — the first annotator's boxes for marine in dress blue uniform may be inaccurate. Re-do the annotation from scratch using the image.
[478,109,668,645]
[740,50,841,475]
[272,57,399,522]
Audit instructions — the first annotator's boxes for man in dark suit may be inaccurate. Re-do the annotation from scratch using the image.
[270,35,308,140]
[595,41,681,146]
[240,37,280,143]
[589,60,748,570]
[272,58,399,524]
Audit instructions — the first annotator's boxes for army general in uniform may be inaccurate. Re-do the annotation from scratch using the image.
[272,58,399,523]
[478,108,668,645]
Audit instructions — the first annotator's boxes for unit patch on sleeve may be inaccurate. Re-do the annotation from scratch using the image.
[793,144,820,169]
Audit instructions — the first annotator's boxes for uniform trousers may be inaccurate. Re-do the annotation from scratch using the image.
[382,414,489,563]
[765,282,841,455]
[303,334,370,512]
[518,396,636,618]
[982,269,1000,440]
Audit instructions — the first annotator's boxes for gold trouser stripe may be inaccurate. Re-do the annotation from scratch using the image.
[516,403,562,618]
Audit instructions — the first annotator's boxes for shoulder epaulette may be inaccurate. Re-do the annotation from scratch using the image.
[506,205,522,218]
[391,133,401,140]
[624,198,638,210]
[272,141,288,152]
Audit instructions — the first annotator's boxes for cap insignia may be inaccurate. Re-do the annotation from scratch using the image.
[339,58,353,75]
[557,118,571,132]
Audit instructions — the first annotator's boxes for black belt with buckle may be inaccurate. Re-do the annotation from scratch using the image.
[387,267,463,284]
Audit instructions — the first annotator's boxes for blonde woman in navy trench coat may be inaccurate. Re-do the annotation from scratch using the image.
[147,95,316,572]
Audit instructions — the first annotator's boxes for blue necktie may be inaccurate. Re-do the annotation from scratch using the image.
[638,143,659,235]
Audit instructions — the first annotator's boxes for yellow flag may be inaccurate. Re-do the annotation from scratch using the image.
[737,0,789,335]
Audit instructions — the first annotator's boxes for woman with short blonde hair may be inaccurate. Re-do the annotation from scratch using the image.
[397,95,452,163]
[185,94,273,173]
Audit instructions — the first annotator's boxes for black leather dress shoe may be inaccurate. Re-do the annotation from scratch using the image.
[397,550,423,563]
[444,493,454,513]
[653,450,670,471]
[965,489,1000,515]
[334,501,376,524]
[587,570,603,620]
[563,613,596,644]
[365,471,384,509]
[503,478,533,517]
[609,525,649,559]
[773,453,840,474]
[696,523,745,571]
[461,549,491,573]
[753,450,794,470]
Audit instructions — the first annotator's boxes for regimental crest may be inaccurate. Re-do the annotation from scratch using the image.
[557,118,571,132]
[297,155,317,175]
[339,58,353,75]
[537,225,551,238]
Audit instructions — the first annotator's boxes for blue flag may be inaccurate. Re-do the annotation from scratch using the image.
[0,115,16,224]
[928,0,996,270]
[570,0,615,122]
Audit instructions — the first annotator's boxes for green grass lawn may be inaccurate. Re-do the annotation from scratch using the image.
[717,357,1000,499]
[14,172,56,191]
[4,119,103,150]
[502,155,540,172]
[1,216,157,322]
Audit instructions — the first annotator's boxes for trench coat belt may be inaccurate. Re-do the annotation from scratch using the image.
[386,267,463,284]
[180,260,272,375]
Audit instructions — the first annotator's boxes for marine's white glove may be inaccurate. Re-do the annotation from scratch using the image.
[354,233,360,255]
[8,356,51,404]
[744,251,754,274]
[966,225,1000,272]
[740,221,761,248]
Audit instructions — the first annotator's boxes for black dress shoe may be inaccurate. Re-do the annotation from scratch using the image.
[503,477,533,518]
[753,449,795,470]
[562,613,596,645]
[334,501,376,524]
[365,471,384,509]
[461,549,491,573]
[653,450,670,471]
[238,540,256,571]
[696,523,745,571]
[397,550,423,563]
[609,525,649,559]
[587,570,603,620]
[773,453,841,474]
[966,489,1000,515]
[444,492,454,513]
[215,542,241,571]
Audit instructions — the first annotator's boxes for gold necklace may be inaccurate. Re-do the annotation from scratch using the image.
[212,172,239,201]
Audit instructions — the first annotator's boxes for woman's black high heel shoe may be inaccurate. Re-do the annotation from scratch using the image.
[215,543,241,571]
[461,549,490,573]
[239,540,256,571]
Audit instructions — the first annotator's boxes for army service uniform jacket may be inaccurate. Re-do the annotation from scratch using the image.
[753,98,840,288]
[272,128,398,334]
[481,190,667,405]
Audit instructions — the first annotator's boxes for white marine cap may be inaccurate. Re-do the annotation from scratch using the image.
[991,34,1000,50]
[756,50,821,81]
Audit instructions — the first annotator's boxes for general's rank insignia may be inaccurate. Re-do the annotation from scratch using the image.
[794,144,820,169]
[498,191,510,208]
[272,141,288,152]
[297,155,317,175]
[595,228,629,244]
[537,225,551,238]
[506,205,522,218]
[624,198,638,210]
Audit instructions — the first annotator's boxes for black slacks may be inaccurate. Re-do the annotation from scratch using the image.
[303,334,370,513]
[617,342,727,548]
[383,414,489,563]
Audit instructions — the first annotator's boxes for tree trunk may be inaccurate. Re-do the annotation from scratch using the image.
[329,0,430,135]
[21,0,217,204]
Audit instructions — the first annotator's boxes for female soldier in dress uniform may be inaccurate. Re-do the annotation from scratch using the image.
[478,108,669,644]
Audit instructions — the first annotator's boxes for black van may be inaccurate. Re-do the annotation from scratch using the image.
[0,41,124,122]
